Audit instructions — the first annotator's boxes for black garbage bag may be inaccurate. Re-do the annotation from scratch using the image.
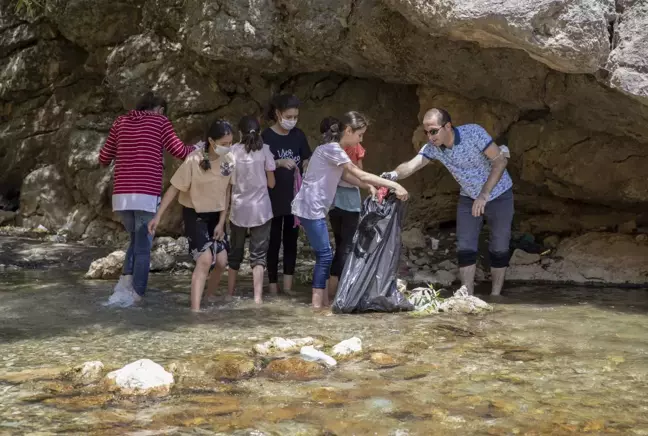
[332,193,414,314]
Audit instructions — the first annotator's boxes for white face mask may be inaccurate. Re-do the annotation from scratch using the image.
[279,117,297,131]
[214,145,230,156]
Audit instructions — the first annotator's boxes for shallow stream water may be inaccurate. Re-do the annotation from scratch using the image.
[1,253,648,435]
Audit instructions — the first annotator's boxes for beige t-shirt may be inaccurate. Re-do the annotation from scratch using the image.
[170,150,235,213]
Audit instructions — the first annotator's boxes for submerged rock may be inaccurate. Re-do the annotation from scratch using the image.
[370,352,401,369]
[105,359,174,395]
[331,337,363,357]
[62,361,104,384]
[263,357,324,381]
[253,337,316,355]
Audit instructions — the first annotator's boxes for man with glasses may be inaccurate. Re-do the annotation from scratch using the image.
[382,108,513,296]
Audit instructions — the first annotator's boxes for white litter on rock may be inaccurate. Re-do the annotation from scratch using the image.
[300,346,337,367]
[331,337,362,357]
[408,285,492,315]
[105,359,174,394]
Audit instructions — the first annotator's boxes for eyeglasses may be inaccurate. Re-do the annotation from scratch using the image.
[423,123,447,136]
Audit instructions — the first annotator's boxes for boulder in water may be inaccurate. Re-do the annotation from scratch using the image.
[331,337,362,357]
[85,250,125,279]
[62,361,104,384]
[105,359,174,395]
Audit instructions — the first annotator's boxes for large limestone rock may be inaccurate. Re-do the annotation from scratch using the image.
[384,0,614,74]
[507,233,648,285]
[606,1,648,105]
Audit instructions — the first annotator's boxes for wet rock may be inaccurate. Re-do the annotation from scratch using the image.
[370,352,401,368]
[402,341,430,354]
[401,228,427,250]
[253,337,316,355]
[543,235,561,249]
[43,393,114,411]
[105,359,174,395]
[501,350,543,362]
[331,337,363,357]
[382,364,438,381]
[509,249,541,266]
[0,366,67,384]
[636,234,648,243]
[208,353,256,380]
[309,387,347,407]
[300,346,337,367]
[84,250,125,280]
[263,357,324,381]
[62,361,104,384]
[155,397,241,426]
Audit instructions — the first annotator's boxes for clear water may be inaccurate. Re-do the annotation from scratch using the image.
[1,267,648,435]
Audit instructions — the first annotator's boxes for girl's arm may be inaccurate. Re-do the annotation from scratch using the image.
[214,184,231,240]
[266,171,276,189]
[148,186,180,234]
[342,163,408,200]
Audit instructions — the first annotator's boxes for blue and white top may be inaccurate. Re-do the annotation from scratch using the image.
[418,124,513,201]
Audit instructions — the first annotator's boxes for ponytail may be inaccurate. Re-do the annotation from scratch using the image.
[321,111,368,144]
[238,115,263,153]
[199,141,211,171]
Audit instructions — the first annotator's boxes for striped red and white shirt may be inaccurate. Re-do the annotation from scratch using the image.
[99,110,194,212]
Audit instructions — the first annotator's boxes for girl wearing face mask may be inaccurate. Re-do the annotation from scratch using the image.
[292,111,409,309]
[228,115,277,304]
[262,94,312,295]
[148,119,235,312]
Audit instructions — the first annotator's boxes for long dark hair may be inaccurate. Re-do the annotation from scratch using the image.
[238,115,263,153]
[135,91,167,114]
[200,119,233,171]
[321,111,369,143]
[264,94,301,122]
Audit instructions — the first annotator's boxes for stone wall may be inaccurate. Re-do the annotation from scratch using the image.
[1,0,648,243]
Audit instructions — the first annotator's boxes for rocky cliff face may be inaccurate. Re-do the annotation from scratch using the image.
[1,0,648,243]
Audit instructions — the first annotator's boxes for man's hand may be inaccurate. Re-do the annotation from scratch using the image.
[472,193,488,217]
[276,159,296,170]
[380,171,398,181]
[368,185,378,198]
[213,223,225,241]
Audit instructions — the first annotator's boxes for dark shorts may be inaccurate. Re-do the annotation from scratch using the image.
[183,207,229,270]
[228,220,272,270]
